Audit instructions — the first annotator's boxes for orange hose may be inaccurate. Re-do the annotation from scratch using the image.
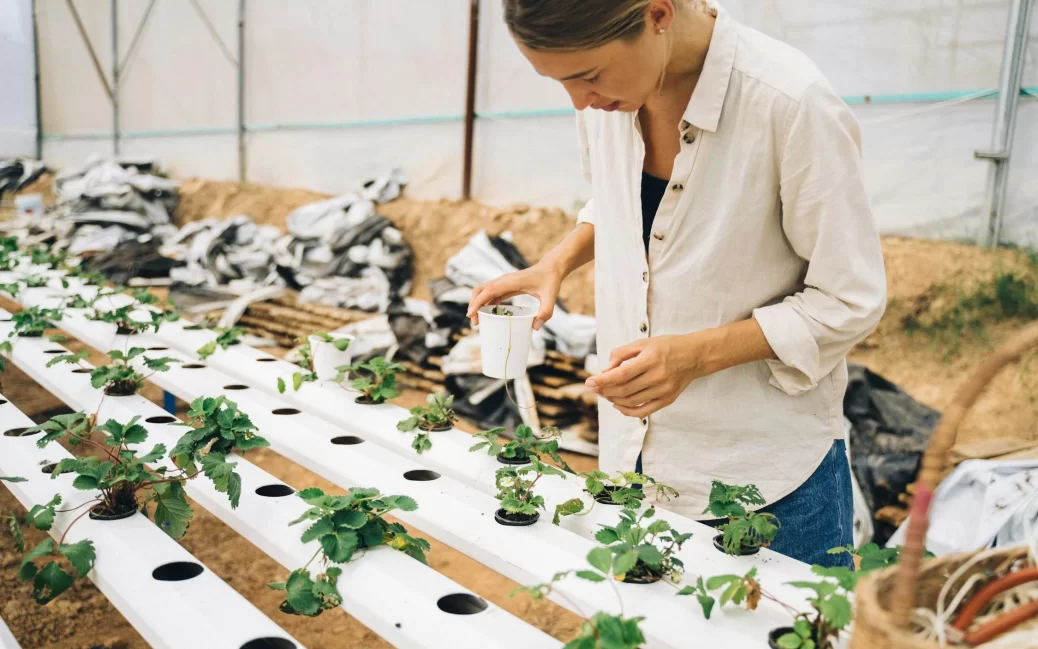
[951,567,1038,631]
[965,599,1038,646]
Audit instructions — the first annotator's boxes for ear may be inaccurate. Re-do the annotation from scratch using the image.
[647,0,677,33]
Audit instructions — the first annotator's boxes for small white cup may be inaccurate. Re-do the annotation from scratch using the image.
[309,334,355,382]
[478,304,535,379]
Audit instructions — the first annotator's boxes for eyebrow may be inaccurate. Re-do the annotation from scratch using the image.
[560,67,598,81]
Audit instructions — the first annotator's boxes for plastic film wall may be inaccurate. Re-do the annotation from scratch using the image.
[15,0,1038,244]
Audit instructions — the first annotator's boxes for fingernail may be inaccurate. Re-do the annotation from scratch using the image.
[585,379,596,389]
[533,319,543,330]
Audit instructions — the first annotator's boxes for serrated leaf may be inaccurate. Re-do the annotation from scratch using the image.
[26,494,61,531]
[57,540,96,578]
[320,530,359,563]
[301,517,335,543]
[818,594,852,630]
[32,561,75,604]
[19,537,54,581]
[612,549,639,577]
[636,544,663,567]
[587,547,612,575]
[153,482,193,539]
[397,416,418,432]
[297,487,326,503]
[137,443,167,464]
[71,475,99,491]
[285,569,320,616]
[595,527,620,545]
[391,495,418,512]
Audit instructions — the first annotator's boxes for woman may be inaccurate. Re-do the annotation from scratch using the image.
[468,0,886,567]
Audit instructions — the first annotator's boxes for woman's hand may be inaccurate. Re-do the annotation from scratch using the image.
[466,260,564,330]
[586,319,775,418]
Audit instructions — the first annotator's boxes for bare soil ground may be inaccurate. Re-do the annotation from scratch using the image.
[3,176,1038,647]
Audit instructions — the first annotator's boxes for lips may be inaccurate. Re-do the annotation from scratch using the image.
[599,101,621,112]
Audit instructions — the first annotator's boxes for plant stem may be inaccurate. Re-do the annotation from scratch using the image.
[302,547,323,572]
[58,507,95,545]
[136,470,201,491]
[54,498,102,514]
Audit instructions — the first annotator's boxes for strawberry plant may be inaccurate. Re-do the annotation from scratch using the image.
[396,392,457,454]
[347,356,403,404]
[470,424,571,468]
[90,303,176,335]
[703,481,779,555]
[592,506,692,584]
[8,305,62,338]
[554,470,680,524]
[169,396,270,508]
[0,282,20,297]
[277,335,318,393]
[196,326,245,360]
[677,568,761,619]
[513,547,647,649]
[493,456,566,526]
[48,347,179,396]
[775,565,857,649]
[268,486,429,616]
[20,275,50,288]
[490,306,514,316]
[0,236,20,271]
[29,245,68,268]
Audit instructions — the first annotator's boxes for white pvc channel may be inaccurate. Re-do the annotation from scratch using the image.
[7,284,792,648]
[0,306,560,649]
[0,615,22,649]
[0,391,305,649]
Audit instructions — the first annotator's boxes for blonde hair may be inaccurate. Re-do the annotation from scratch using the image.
[503,0,656,52]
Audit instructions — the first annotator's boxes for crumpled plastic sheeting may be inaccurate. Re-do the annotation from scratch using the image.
[886,460,1038,555]
[844,363,941,545]
[163,215,283,289]
[443,229,596,359]
[0,158,46,200]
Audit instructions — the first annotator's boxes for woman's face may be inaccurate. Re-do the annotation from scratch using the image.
[518,20,669,113]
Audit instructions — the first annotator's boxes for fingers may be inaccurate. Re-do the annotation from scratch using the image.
[596,373,657,400]
[614,397,669,419]
[534,300,555,331]
[600,342,646,373]
[586,353,649,392]
[467,281,521,325]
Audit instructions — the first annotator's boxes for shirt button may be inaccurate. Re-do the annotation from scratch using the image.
[683,133,695,144]
[653,232,664,241]
[671,183,684,191]
[639,322,648,333]
[680,120,690,130]
[642,271,648,282]
[641,418,648,426]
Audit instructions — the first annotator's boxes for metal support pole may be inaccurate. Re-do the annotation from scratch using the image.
[111,0,120,155]
[461,0,480,200]
[31,0,42,160]
[977,0,1033,247]
[238,0,246,182]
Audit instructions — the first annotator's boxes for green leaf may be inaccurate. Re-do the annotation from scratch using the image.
[57,540,96,578]
[333,337,351,352]
[646,519,671,535]
[196,341,217,360]
[284,569,320,616]
[137,443,167,464]
[776,633,803,649]
[72,475,99,491]
[636,544,664,567]
[153,482,193,539]
[7,512,24,553]
[297,487,326,503]
[19,537,54,580]
[32,561,75,604]
[396,416,418,432]
[26,494,61,531]
[697,594,715,620]
[612,548,639,577]
[301,517,335,543]
[293,372,304,391]
[818,593,852,630]
[277,377,286,393]
[793,619,812,638]
[320,530,359,563]
[0,475,27,482]
[586,547,612,575]
[595,527,620,545]
[574,570,605,582]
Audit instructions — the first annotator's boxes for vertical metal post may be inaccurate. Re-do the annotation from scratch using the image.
[238,0,246,182]
[977,0,1033,247]
[31,0,43,160]
[111,0,120,155]
[461,0,480,200]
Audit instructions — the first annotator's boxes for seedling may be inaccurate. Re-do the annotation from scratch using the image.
[490,306,514,316]
[0,237,20,271]
[8,305,62,338]
[776,565,857,649]
[29,245,68,268]
[592,506,692,584]
[277,336,319,393]
[196,326,245,360]
[48,347,179,396]
[396,393,457,454]
[703,481,779,555]
[347,356,404,404]
[677,568,761,619]
[826,542,932,571]
[470,424,571,468]
[0,283,20,297]
[493,456,566,526]
[554,470,680,524]
[20,275,50,289]
[513,547,647,649]
[170,396,271,508]
[269,486,430,617]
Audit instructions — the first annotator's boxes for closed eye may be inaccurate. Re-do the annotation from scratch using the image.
[586,74,600,85]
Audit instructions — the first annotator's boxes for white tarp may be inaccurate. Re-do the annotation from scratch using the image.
[0,0,36,157]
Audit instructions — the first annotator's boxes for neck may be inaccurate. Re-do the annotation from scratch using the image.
[661,7,716,94]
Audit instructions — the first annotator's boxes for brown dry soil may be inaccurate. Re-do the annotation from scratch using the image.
[3,176,1038,648]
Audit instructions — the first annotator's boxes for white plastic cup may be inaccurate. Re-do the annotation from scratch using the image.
[15,194,43,219]
[309,334,354,382]
[478,304,535,379]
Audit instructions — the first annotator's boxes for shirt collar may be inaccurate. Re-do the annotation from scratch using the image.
[682,6,738,133]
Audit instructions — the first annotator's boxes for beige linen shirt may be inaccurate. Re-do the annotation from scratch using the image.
[577,6,887,519]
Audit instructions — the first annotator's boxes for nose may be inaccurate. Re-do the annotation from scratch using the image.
[566,85,597,111]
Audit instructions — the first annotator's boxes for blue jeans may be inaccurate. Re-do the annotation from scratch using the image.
[637,440,854,567]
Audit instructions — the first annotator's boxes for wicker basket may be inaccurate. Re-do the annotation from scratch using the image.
[849,322,1038,648]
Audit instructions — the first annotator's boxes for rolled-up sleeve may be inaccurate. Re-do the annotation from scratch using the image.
[752,80,887,396]
[576,110,595,225]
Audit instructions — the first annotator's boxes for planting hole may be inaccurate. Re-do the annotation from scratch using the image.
[181,363,206,369]
[0,400,7,405]
[223,384,249,391]
[272,408,300,415]
[331,436,365,446]
[0,318,10,322]
[71,368,90,374]
[43,349,64,354]
[404,469,440,482]
[41,463,57,474]
[145,416,177,424]
[437,593,488,615]
[256,358,276,363]
[146,346,169,351]
[240,639,296,649]
[183,325,204,331]
[152,561,204,582]
[4,427,39,437]
[255,484,294,497]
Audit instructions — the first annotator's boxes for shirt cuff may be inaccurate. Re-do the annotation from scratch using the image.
[577,199,594,225]
[752,302,820,396]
